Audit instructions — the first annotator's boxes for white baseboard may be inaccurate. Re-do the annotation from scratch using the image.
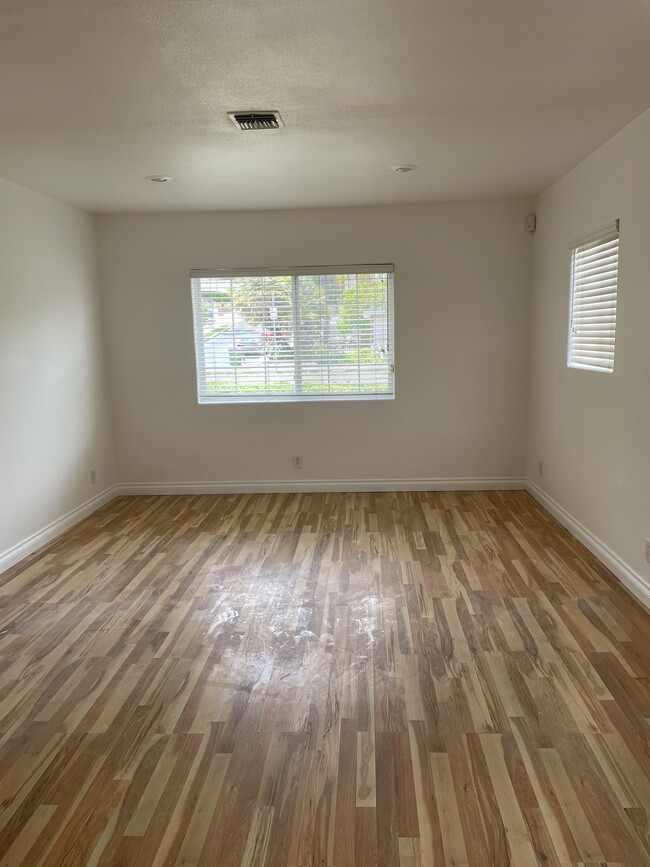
[0,477,526,576]
[526,480,650,611]
[6,478,646,612]
[116,477,526,495]
[0,486,119,575]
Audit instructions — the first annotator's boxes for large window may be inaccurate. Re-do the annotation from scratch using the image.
[191,265,394,403]
[568,220,619,373]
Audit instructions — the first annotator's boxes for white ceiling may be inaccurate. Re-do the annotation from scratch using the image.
[1,0,649,213]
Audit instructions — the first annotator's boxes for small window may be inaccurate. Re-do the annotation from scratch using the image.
[568,220,619,373]
[190,265,394,403]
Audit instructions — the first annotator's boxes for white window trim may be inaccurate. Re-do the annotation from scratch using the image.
[190,265,395,404]
[567,219,619,374]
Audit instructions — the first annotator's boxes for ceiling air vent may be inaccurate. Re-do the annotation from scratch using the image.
[228,111,284,131]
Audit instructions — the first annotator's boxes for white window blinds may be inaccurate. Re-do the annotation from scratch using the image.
[568,220,619,373]
[190,266,394,403]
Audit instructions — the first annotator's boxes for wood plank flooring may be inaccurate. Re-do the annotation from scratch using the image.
[0,491,648,866]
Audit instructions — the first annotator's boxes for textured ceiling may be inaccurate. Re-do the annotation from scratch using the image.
[0,0,649,212]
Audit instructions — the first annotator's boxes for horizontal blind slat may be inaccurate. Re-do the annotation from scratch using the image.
[574,284,617,298]
[573,249,619,267]
[573,261,619,281]
[573,242,618,260]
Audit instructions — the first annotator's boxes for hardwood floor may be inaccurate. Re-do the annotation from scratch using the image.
[0,491,648,867]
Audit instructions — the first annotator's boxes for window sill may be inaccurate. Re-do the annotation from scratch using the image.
[197,393,395,405]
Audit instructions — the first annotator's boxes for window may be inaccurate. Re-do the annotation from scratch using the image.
[190,265,394,403]
[568,220,619,372]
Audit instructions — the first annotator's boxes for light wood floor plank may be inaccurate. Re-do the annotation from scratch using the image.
[0,490,647,866]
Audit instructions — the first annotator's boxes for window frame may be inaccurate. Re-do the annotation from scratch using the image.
[190,264,395,405]
[567,220,619,374]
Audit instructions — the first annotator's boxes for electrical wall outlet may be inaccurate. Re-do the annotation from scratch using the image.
[538,461,543,478]
[645,538,650,564]
[292,455,303,469]
[90,469,96,485]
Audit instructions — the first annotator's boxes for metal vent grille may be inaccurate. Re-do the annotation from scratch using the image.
[228,111,283,131]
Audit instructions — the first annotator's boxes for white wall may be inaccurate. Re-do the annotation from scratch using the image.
[98,201,533,489]
[0,179,114,564]
[527,108,650,590]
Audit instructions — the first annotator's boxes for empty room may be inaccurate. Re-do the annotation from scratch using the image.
[1,0,649,865]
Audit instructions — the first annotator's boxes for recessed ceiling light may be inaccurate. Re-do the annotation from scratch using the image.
[146,175,173,183]
[390,164,417,173]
